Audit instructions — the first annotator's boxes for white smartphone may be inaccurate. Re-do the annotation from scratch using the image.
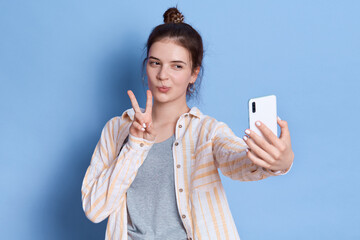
[248,95,278,138]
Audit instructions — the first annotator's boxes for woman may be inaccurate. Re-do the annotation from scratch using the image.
[81,7,294,240]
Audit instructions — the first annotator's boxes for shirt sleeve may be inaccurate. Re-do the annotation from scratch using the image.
[211,121,291,182]
[81,117,155,223]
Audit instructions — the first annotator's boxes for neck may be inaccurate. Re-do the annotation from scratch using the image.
[152,100,191,125]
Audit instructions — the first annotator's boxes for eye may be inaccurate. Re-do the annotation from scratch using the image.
[149,61,160,66]
[174,65,183,69]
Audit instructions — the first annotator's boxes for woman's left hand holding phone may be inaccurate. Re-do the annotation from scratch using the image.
[243,117,294,172]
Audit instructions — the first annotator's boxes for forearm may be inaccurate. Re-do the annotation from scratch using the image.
[81,133,154,223]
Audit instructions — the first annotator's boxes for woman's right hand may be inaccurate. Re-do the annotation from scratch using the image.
[127,90,157,142]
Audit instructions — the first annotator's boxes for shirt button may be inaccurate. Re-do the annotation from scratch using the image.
[175,142,179,146]
[182,214,186,219]
[140,143,144,147]
[179,124,182,128]
[179,188,183,192]
[177,164,181,168]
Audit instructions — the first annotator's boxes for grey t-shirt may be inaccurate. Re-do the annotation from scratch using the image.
[126,134,188,240]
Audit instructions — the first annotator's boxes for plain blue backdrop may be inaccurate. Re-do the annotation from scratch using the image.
[1,1,359,239]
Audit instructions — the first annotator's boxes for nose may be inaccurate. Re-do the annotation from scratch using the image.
[157,65,169,80]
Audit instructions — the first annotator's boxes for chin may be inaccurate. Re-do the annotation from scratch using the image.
[154,96,171,103]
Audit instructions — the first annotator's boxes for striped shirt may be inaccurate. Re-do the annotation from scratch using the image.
[81,106,291,240]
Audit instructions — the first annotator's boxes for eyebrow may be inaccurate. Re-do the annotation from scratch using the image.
[148,56,187,65]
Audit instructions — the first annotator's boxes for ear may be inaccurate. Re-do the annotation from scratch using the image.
[191,66,200,84]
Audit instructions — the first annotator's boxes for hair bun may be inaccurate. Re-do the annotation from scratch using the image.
[163,7,185,24]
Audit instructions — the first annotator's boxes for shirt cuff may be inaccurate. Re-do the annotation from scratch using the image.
[265,161,293,176]
[127,133,155,152]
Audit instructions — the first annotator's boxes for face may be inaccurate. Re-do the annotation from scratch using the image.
[146,38,199,104]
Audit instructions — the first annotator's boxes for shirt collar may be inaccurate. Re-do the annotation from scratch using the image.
[122,106,202,121]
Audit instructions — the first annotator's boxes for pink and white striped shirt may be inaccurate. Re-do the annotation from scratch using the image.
[81,106,291,240]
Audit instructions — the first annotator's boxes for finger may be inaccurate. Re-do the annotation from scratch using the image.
[134,112,147,130]
[133,121,145,132]
[243,136,277,165]
[127,90,141,113]
[244,128,280,159]
[252,121,283,149]
[277,117,291,141]
[145,90,153,114]
[146,121,155,135]
[246,149,272,169]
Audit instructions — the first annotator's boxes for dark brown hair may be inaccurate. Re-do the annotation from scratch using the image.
[141,6,205,102]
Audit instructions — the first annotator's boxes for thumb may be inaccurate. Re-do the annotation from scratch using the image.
[277,116,290,140]
[146,122,156,137]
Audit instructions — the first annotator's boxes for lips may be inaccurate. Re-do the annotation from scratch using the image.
[157,86,170,93]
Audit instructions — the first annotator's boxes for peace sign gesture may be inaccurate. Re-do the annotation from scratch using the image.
[127,90,157,142]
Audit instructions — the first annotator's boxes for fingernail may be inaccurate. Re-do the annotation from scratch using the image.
[246,148,249,153]
[141,127,145,131]
[245,129,251,135]
[256,121,261,126]
[143,123,146,128]
[278,116,281,121]
[243,136,248,141]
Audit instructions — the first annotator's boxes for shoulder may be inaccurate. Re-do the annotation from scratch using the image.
[193,108,225,141]
[108,106,140,124]
[101,107,135,134]
[196,109,237,141]
[195,107,223,128]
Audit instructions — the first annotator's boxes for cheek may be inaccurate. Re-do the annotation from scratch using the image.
[146,67,156,83]
[172,72,192,86]
[146,65,151,78]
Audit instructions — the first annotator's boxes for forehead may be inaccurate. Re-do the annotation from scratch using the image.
[149,39,191,63]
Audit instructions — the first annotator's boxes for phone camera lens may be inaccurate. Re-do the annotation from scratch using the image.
[252,102,256,113]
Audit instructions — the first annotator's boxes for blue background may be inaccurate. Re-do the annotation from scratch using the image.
[1,1,359,239]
